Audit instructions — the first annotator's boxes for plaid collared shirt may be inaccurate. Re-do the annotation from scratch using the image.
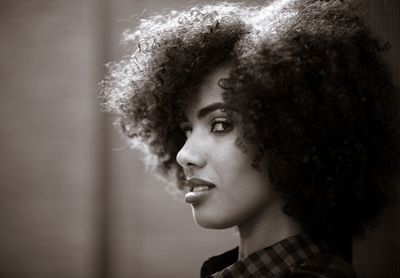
[201,234,355,277]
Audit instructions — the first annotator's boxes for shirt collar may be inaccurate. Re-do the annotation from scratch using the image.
[201,234,329,277]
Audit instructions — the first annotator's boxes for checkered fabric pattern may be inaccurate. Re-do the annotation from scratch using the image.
[201,234,354,278]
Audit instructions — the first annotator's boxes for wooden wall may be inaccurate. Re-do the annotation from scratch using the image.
[0,0,398,277]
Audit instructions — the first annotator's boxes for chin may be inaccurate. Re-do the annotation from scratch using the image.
[192,208,237,230]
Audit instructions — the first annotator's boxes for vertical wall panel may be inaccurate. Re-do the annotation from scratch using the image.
[0,1,101,277]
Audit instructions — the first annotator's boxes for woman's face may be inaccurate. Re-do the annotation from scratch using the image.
[176,65,282,229]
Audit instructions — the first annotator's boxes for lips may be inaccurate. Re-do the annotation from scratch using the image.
[186,177,216,191]
[185,178,216,204]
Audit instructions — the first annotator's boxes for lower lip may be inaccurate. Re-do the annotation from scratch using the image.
[185,187,215,204]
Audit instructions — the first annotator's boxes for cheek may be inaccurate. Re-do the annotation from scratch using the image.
[224,167,273,214]
[215,144,261,188]
[192,137,275,229]
[210,139,250,175]
[210,137,267,193]
[197,151,273,228]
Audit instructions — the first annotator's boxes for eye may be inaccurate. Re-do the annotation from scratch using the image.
[211,118,233,134]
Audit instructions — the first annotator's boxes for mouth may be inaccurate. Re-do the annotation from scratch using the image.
[185,178,216,204]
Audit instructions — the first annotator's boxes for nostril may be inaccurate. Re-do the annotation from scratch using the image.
[177,152,193,168]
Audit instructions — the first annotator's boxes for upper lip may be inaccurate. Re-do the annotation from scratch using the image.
[186,178,216,190]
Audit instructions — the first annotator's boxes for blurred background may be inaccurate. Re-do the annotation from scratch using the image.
[0,0,399,277]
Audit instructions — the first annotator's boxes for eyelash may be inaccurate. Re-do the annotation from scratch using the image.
[211,118,233,134]
[181,118,233,138]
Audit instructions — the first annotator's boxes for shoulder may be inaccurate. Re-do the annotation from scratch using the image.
[289,254,356,278]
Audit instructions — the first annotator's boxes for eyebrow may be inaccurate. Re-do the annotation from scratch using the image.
[197,102,236,119]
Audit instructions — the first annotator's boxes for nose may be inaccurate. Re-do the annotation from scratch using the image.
[176,135,206,169]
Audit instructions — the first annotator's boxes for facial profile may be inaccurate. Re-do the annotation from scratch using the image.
[101,0,400,268]
[176,65,283,229]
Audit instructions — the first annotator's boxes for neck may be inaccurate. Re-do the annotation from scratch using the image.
[237,203,303,259]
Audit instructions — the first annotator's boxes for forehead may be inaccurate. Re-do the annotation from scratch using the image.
[185,65,231,117]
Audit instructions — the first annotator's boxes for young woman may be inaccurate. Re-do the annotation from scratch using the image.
[100,0,399,276]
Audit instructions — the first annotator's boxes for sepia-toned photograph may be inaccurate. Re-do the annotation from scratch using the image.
[0,0,399,277]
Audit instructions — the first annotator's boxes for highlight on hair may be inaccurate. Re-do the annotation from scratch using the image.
[100,0,400,253]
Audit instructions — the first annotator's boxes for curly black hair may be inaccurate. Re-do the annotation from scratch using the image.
[100,0,400,257]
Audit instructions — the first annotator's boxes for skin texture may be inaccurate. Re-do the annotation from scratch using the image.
[176,65,302,257]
